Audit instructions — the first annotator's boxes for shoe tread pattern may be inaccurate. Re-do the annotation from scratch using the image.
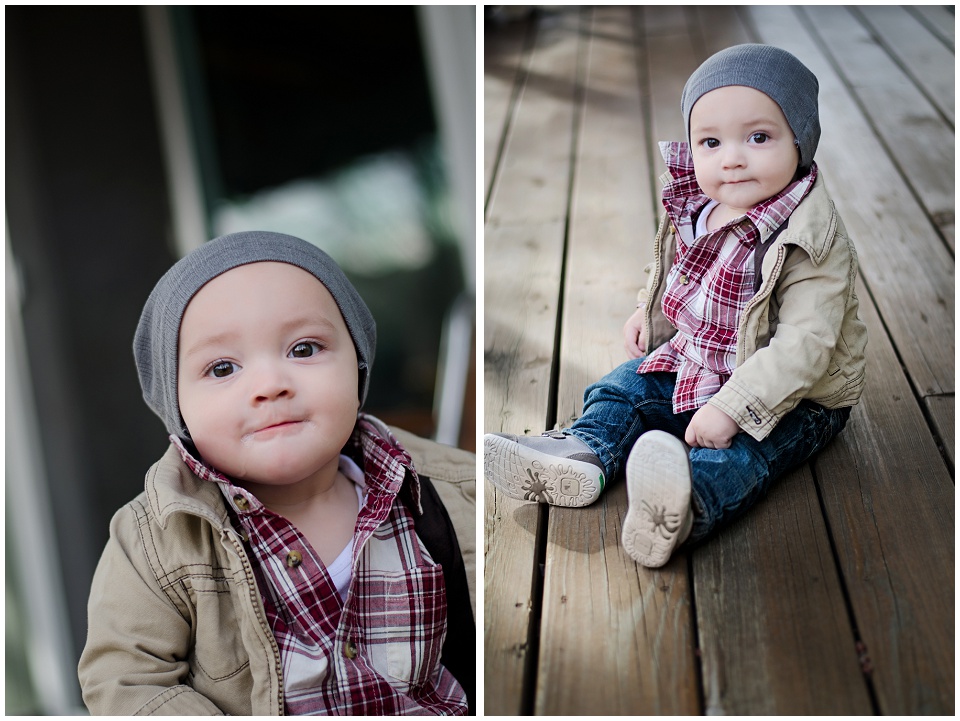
[483,434,602,507]
[622,431,691,567]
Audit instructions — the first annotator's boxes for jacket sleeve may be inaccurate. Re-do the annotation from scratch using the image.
[78,501,225,716]
[708,232,859,441]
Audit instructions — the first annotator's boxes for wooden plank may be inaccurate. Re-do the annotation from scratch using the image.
[482,485,540,715]
[694,464,873,714]
[642,5,700,173]
[556,4,656,430]
[483,9,584,715]
[854,5,955,126]
[484,18,529,201]
[747,6,954,399]
[537,485,699,714]
[906,5,955,52]
[804,5,954,252]
[813,277,955,715]
[693,5,754,52]
[924,394,955,468]
[535,8,698,714]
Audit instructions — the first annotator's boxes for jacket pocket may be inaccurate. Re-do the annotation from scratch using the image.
[358,564,447,689]
[186,576,250,682]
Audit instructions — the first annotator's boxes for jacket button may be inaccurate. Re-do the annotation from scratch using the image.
[344,640,358,659]
[233,495,249,510]
[670,224,677,235]
[286,550,303,568]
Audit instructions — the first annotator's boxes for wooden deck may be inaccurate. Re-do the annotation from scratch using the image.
[483,6,954,715]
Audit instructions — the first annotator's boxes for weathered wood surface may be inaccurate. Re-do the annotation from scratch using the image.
[483,5,954,716]
[538,9,697,716]
[483,10,581,715]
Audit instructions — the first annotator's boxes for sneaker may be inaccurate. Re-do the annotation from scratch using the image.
[483,430,606,507]
[621,430,694,567]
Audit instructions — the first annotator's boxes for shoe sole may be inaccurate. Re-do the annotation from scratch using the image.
[622,430,691,567]
[483,433,604,507]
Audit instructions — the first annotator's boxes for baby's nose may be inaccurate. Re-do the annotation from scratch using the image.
[721,146,746,168]
[251,362,294,403]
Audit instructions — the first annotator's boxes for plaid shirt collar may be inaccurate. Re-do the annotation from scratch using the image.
[659,140,817,244]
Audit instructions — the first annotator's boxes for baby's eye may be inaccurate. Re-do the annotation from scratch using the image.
[208,360,238,378]
[702,138,720,149]
[289,341,322,359]
[749,132,769,144]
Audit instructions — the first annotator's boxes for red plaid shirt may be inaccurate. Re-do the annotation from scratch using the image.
[172,414,467,715]
[638,141,817,412]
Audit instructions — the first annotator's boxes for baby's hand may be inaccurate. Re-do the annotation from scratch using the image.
[623,306,647,358]
[685,404,739,449]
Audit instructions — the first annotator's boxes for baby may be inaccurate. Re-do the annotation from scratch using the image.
[485,44,867,567]
[79,232,474,715]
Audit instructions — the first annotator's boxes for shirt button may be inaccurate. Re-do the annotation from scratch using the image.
[233,495,249,510]
[679,274,689,285]
[286,550,303,568]
[344,640,358,659]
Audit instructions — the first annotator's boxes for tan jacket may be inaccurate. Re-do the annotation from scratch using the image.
[77,427,476,716]
[640,174,867,441]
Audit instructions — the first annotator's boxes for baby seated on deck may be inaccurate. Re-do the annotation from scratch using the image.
[79,232,475,715]
[485,44,867,567]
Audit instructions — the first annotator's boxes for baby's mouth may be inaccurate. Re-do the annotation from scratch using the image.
[247,419,305,439]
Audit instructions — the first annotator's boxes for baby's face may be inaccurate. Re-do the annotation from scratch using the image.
[177,261,360,488]
[689,85,800,214]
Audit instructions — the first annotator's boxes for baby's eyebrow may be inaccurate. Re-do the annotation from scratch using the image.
[180,330,238,361]
[278,314,339,335]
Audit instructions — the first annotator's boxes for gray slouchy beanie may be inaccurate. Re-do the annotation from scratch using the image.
[134,231,376,440]
[681,44,820,171]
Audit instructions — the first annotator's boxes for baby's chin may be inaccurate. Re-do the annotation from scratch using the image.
[234,458,336,488]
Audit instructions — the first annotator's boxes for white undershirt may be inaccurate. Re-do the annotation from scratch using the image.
[326,455,365,600]
[696,199,721,237]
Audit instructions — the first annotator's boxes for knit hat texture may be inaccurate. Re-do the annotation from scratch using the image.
[681,44,820,170]
[134,231,376,440]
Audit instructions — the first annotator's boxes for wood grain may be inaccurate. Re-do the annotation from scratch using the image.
[855,5,955,125]
[804,5,955,252]
[484,18,528,203]
[812,276,955,714]
[536,9,698,714]
[483,9,583,715]
[537,484,699,715]
[694,464,873,714]
[924,394,955,468]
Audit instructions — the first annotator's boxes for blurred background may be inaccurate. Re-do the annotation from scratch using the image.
[6,6,476,714]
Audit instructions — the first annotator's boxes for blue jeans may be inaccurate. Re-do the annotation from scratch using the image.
[567,359,850,545]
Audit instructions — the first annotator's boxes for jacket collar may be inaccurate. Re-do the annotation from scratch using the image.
[145,444,232,530]
[770,174,838,265]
